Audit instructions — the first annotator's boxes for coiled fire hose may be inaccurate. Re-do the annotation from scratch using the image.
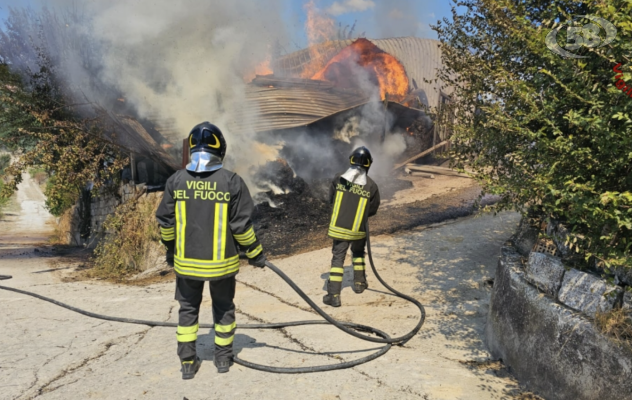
[0,222,425,373]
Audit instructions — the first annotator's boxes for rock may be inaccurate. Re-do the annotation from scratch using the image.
[623,290,632,313]
[525,252,565,297]
[557,269,623,318]
[611,266,632,287]
[546,220,571,257]
[486,245,632,400]
[512,218,538,256]
[591,259,632,287]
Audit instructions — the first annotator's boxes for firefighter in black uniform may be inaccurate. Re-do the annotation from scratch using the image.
[323,146,380,308]
[156,122,266,379]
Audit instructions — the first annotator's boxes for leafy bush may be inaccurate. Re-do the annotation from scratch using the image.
[0,154,9,173]
[435,0,632,269]
[0,63,125,217]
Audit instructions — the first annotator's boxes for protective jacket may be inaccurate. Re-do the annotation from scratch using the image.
[328,172,380,241]
[156,168,262,281]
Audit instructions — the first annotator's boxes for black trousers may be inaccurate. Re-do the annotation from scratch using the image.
[328,239,367,295]
[175,276,236,361]
[331,239,366,267]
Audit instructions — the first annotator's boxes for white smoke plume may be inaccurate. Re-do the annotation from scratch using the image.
[0,1,290,181]
[0,0,414,190]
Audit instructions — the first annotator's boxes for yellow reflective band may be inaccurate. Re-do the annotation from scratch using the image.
[177,324,199,334]
[246,244,263,258]
[330,267,344,274]
[177,333,197,342]
[175,264,240,279]
[215,335,234,346]
[161,227,175,234]
[176,201,187,258]
[161,234,175,241]
[328,225,366,240]
[352,198,368,232]
[331,191,343,226]
[175,254,240,268]
[352,258,365,263]
[215,322,236,333]
[176,324,198,343]
[329,276,343,282]
[214,203,228,261]
[235,227,256,246]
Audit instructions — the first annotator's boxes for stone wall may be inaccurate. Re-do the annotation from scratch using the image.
[62,183,145,248]
[486,245,632,400]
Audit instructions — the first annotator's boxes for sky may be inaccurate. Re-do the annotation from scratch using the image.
[0,0,455,52]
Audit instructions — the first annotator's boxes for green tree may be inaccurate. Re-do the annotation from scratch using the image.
[435,0,632,268]
[0,63,124,216]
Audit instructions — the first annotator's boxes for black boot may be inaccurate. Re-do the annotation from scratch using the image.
[353,270,368,294]
[181,357,202,380]
[214,357,234,373]
[323,280,341,307]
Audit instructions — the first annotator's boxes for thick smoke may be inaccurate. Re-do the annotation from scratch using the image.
[375,0,421,38]
[0,1,290,182]
[90,0,291,180]
[0,0,413,192]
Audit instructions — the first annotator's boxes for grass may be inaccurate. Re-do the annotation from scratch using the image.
[91,193,162,280]
[595,307,632,350]
[0,179,18,219]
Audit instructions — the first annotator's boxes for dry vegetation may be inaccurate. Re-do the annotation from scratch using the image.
[595,307,632,349]
[91,193,163,280]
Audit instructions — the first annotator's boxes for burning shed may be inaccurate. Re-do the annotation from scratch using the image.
[233,37,447,135]
[228,36,449,181]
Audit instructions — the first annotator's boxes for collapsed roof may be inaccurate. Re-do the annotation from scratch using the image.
[228,37,446,136]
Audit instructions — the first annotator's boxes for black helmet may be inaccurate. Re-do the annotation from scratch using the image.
[188,122,227,159]
[349,146,373,171]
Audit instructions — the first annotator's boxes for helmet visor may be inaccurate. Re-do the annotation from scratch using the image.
[186,151,223,173]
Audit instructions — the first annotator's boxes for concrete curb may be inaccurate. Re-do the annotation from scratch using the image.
[485,246,632,400]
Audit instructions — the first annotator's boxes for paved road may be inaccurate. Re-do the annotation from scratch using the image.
[0,172,55,245]
[0,211,525,400]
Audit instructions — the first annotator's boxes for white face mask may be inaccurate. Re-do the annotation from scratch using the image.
[341,165,367,186]
[186,151,223,173]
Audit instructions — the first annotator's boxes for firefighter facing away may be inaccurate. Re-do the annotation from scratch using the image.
[324,146,380,307]
[156,122,267,379]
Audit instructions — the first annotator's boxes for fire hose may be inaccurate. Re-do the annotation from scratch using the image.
[0,223,425,373]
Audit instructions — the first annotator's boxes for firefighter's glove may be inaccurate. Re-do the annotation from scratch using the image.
[249,253,267,268]
[163,240,175,268]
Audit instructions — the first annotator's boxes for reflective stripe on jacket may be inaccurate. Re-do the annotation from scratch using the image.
[327,172,380,241]
[156,168,263,281]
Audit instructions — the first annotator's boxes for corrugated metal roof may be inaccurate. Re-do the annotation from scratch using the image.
[274,37,447,109]
[227,76,370,135]
[273,40,354,78]
[103,114,180,171]
[230,37,445,136]
[371,37,446,110]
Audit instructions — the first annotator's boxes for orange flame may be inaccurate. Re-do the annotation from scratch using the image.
[311,38,409,101]
[304,0,335,46]
[302,0,336,78]
[244,56,274,83]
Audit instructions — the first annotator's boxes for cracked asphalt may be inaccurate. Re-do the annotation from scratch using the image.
[0,174,529,399]
[1,212,528,400]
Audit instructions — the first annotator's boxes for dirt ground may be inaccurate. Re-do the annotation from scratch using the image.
[256,170,493,257]
[0,173,542,400]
